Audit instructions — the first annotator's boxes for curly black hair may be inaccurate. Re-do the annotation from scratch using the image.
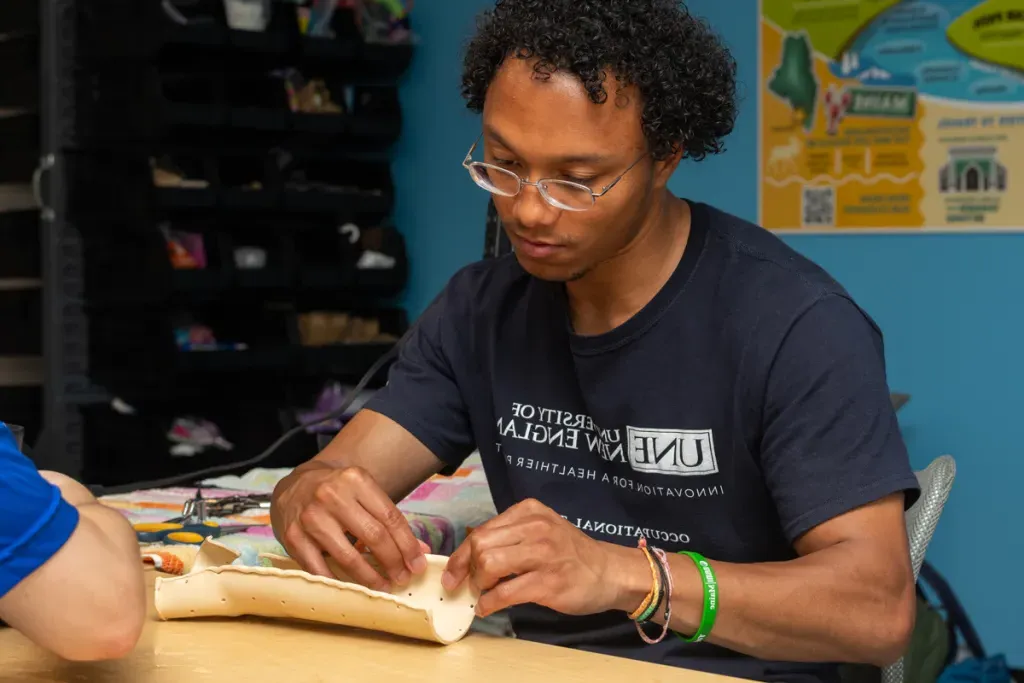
[461,0,738,161]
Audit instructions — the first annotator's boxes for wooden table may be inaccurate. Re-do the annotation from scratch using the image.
[0,571,741,683]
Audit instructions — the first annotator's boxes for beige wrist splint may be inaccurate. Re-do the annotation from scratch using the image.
[154,539,480,644]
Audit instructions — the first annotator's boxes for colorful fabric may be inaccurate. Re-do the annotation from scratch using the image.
[102,452,498,568]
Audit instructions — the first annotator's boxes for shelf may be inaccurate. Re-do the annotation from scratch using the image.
[154,186,390,215]
[159,105,399,144]
[229,106,289,131]
[155,186,218,208]
[164,102,227,127]
[0,355,43,388]
[227,27,291,54]
[161,19,226,49]
[174,343,397,376]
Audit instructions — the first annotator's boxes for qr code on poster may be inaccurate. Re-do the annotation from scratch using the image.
[802,186,835,227]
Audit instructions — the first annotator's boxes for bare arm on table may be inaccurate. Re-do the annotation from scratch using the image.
[0,471,146,661]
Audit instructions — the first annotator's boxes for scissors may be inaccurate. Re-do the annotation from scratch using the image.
[134,521,261,545]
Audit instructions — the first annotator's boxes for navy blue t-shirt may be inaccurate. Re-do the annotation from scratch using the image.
[0,423,80,599]
[365,201,919,682]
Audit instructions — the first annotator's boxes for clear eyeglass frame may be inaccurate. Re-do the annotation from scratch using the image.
[461,138,646,212]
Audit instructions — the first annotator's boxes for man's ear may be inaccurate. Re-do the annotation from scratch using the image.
[653,145,684,188]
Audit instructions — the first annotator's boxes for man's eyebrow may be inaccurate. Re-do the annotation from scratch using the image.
[483,125,613,165]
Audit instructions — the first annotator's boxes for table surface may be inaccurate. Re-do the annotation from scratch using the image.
[0,570,743,683]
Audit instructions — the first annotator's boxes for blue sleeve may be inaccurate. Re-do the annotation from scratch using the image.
[363,280,476,469]
[759,295,920,543]
[0,423,80,599]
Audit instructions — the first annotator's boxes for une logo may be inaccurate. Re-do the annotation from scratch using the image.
[626,427,718,477]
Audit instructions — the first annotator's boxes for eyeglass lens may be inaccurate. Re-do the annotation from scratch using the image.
[469,164,594,210]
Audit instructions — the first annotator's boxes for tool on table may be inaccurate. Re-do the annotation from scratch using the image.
[165,488,271,524]
[134,521,260,545]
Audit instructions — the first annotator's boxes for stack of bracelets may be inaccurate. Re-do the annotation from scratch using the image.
[629,537,719,645]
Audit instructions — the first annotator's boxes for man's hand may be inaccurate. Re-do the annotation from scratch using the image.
[273,464,429,592]
[441,499,624,618]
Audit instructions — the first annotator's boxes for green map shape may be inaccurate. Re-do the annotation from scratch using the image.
[768,33,818,130]
[946,0,1024,72]
[762,0,903,60]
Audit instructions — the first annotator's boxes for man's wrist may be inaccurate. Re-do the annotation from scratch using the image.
[601,543,707,634]
[604,542,657,615]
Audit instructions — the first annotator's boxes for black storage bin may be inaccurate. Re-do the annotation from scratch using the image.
[223,229,292,290]
[64,152,154,218]
[0,290,41,355]
[0,113,39,183]
[294,225,360,289]
[0,211,40,279]
[348,86,402,144]
[282,157,393,215]
[0,35,39,108]
[293,222,406,295]
[353,225,407,296]
[225,72,291,130]
[291,305,406,379]
[88,301,296,391]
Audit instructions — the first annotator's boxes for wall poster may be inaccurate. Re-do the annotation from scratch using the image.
[759,0,1024,232]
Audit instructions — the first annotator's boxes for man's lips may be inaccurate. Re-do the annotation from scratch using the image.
[513,234,565,259]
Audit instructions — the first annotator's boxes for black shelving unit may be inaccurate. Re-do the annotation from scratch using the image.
[35,0,413,484]
[0,1,44,447]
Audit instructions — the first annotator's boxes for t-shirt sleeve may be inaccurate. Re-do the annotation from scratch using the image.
[759,294,920,544]
[0,424,80,599]
[363,281,476,470]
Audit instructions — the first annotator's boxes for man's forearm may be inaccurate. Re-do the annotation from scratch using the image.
[608,541,915,667]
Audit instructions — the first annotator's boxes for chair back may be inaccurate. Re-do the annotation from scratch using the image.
[882,455,957,683]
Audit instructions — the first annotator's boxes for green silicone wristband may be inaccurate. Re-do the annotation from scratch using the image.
[674,551,718,643]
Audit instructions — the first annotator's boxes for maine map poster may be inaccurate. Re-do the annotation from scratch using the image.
[759,0,1024,232]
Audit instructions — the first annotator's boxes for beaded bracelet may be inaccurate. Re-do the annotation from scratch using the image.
[632,538,673,644]
[635,545,673,644]
[628,540,661,622]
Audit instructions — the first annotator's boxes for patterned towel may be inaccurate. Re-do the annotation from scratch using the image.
[103,453,498,573]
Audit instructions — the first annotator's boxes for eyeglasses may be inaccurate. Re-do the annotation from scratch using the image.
[462,138,646,212]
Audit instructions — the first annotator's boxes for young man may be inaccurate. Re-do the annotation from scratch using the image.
[271,1,920,680]
[0,423,146,660]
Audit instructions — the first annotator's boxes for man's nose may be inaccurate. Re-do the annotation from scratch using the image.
[513,183,559,231]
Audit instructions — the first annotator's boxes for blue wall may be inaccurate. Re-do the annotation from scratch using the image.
[393,0,1024,662]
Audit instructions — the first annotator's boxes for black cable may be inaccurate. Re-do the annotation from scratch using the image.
[93,327,411,496]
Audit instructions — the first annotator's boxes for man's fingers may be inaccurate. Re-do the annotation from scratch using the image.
[475,571,553,618]
[354,484,426,577]
[301,508,390,591]
[443,523,531,592]
[443,538,473,592]
[471,544,543,593]
[282,524,333,579]
[312,473,410,586]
